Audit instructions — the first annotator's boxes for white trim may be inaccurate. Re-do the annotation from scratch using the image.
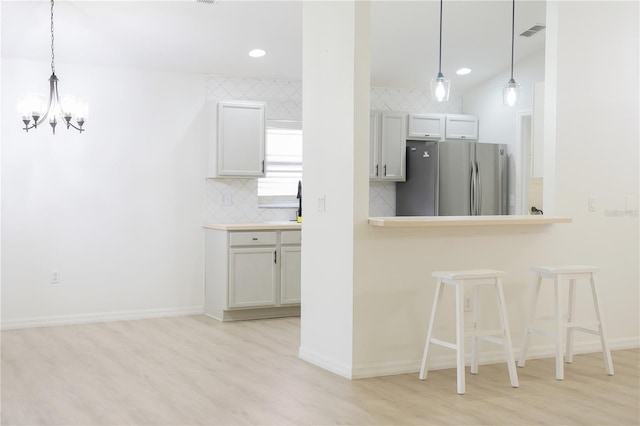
[0,305,204,330]
[515,109,533,215]
[350,337,639,379]
[298,346,353,379]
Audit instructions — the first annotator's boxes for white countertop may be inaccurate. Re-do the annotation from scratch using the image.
[368,215,572,227]
[204,222,302,231]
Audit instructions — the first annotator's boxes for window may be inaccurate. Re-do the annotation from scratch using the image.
[258,121,303,207]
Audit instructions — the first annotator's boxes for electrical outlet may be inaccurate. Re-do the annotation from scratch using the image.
[221,193,233,207]
[464,297,472,312]
[51,270,60,284]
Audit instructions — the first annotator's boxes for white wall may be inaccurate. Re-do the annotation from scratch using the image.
[299,0,371,378]
[463,49,545,145]
[1,58,207,328]
[301,0,639,378]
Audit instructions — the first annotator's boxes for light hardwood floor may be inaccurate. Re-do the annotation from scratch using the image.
[2,316,638,425]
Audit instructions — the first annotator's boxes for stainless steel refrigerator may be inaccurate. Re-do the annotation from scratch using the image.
[396,140,508,216]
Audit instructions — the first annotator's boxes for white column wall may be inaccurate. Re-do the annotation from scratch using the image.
[299,0,370,378]
[1,59,207,328]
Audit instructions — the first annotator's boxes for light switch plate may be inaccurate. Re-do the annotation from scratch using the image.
[317,195,326,212]
[588,196,597,212]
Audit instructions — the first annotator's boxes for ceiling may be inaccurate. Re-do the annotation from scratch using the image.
[1,0,546,94]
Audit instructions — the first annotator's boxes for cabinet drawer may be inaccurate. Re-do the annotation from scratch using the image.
[281,230,302,245]
[229,231,277,246]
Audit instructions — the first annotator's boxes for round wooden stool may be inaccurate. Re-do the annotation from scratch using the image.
[419,269,519,394]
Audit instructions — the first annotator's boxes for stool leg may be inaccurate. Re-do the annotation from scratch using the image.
[455,283,466,394]
[470,284,480,375]
[419,279,444,380]
[518,274,542,367]
[566,279,577,363]
[590,274,614,376]
[495,278,519,388]
[554,276,565,380]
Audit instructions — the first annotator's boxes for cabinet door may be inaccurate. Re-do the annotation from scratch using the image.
[445,114,479,140]
[217,101,266,177]
[380,112,407,181]
[408,114,445,140]
[280,246,301,305]
[228,247,277,308]
[369,111,381,180]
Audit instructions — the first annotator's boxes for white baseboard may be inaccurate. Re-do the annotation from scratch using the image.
[0,305,204,330]
[298,346,354,379]
[350,336,640,379]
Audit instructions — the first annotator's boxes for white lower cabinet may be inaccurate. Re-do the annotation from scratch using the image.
[205,228,301,321]
[228,247,277,308]
[279,246,301,305]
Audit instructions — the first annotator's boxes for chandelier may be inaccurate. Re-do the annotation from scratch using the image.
[502,0,521,106]
[430,0,450,102]
[18,0,88,134]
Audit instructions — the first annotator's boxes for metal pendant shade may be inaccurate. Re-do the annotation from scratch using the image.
[18,0,88,134]
[430,0,450,102]
[503,0,521,106]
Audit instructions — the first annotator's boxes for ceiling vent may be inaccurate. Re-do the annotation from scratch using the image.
[520,24,546,37]
[196,0,217,4]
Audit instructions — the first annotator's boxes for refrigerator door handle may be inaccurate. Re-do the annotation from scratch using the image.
[476,161,482,215]
[469,161,475,215]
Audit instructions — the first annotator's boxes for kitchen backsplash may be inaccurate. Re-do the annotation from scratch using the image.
[205,76,462,223]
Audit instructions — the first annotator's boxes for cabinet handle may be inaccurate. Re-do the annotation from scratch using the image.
[461,136,466,139]
[425,134,431,137]
[261,160,265,174]
[375,164,379,176]
[252,237,258,241]
[383,164,387,176]
[273,250,277,264]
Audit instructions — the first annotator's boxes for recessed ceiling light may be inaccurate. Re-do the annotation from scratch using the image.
[248,49,266,58]
[456,68,472,75]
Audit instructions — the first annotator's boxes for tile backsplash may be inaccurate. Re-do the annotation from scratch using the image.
[205,77,462,224]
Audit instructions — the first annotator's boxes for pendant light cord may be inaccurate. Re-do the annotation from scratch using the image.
[438,0,443,75]
[50,0,55,75]
[510,0,515,80]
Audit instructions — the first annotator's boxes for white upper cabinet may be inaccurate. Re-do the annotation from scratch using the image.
[408,113,445,140]
[370,111,407,182]
[209,100,266,177]
[369,111,381,179]
[380,111,407,181]
[445,114,479,140]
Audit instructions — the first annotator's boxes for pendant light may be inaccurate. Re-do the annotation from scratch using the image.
[430,0,450,102]
[18,0,88,134]
[502,0,521,107]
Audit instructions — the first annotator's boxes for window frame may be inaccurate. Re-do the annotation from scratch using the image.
[258,120,303,208]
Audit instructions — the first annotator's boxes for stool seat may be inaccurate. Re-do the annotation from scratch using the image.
[433,269,505,280]
[532,265,600,275]
[519,265,613,380]
[420,269,519,394]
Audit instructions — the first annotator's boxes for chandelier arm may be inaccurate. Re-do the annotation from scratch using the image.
[64,120,85,132]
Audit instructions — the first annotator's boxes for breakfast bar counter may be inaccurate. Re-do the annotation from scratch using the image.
[368,215,572,228]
